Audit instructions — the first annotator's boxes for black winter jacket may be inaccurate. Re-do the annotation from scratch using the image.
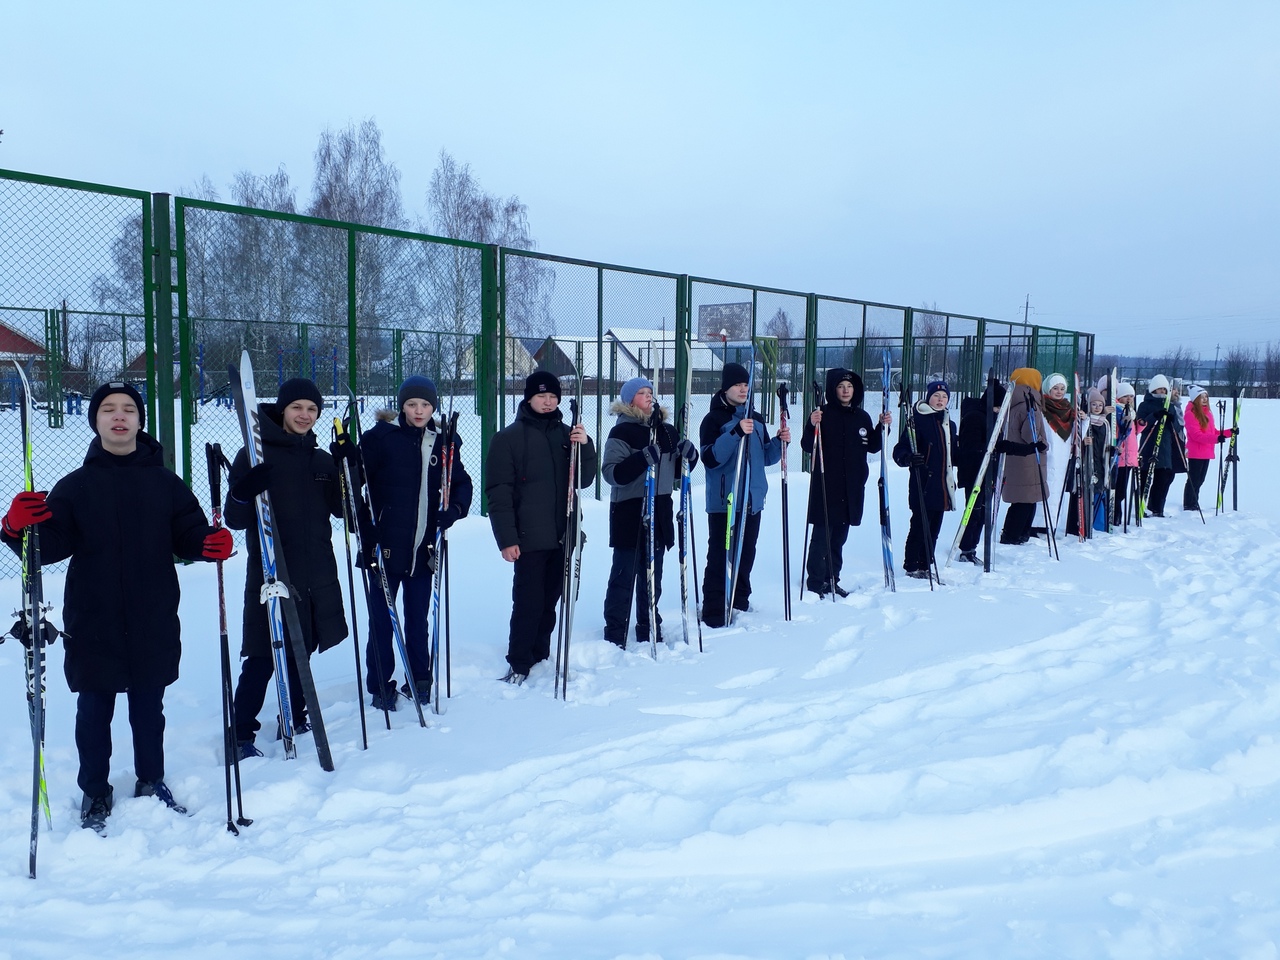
[485,402,598,552]
[224,407,348,659]
[359,411,473,578]
[801,371,881,527]
[1136,393,1175,470]
[893,403,960,511]
[2,433,214,692]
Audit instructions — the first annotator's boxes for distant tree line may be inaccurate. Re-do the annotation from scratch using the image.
[1094,341,1280,397]
[90,119,553,391]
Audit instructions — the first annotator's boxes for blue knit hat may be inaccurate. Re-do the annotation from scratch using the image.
[620,376,654,405]
[925,379,950,401]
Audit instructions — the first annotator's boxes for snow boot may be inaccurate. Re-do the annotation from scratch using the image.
[80,787,113,835]
[134,779,188,815]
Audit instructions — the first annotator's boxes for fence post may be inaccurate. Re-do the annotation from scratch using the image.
[151,193,176,472]
[478,243,500,516]
[675,275,690,423]
[347,230,358,395]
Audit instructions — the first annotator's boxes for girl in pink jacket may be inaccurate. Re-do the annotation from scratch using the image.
[1111,382,1139,525]
[1182,386,1233,511]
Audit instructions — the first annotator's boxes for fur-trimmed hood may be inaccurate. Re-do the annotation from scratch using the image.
[609,400,670,424]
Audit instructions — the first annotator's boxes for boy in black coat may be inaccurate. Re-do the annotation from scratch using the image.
[801,368,891,596]
[892,379,959,578]
[485,371,597,683]
[352,376,472,709]
[2,382,232,833]
[954,379,1006,563]
[225,378,348,755]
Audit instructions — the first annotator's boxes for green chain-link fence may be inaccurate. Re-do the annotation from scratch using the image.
[0,171,153,576]
[1,165,1096,576]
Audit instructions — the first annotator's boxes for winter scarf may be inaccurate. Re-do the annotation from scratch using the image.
[1042,395,1075,441]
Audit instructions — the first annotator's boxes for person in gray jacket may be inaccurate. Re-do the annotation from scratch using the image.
[600,377,698,648]
[485,371,597,683]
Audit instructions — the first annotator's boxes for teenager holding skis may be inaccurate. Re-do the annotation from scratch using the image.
[225,378,348,756]
[347,376,472,709]
[698,362,788,627]
[801,368,891,595]
[486,371,596,683]
[997,368,1050,545]
[1065,387,1109,537]
[600,377,698,648]
[1111,382,1139,525]
[1136,374,1176,517]
[1182,385,1234,512]
[2,382,232,833]
[955,378,1006,563]
[892,379,958,578]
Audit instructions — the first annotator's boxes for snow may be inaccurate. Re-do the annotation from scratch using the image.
[0,398,1274,959]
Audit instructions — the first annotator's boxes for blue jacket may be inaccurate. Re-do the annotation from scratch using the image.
[699,390,783,515]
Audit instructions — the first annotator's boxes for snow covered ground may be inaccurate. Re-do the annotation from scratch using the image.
[0,398,1274,959]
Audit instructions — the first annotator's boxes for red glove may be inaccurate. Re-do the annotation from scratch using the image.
[3,491,51,538]
[202,527,234,561]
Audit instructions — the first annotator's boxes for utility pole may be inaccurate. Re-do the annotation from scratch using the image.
[1024,295,1030,325]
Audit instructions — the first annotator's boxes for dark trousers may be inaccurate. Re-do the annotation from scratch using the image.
[1183,459,1210,510]
[1001,502,1036,543]
[232,653,306,744]
[1141,464,1175,515]
[366,569,433,694]
[903,506,943,572]
[702,511,762,627]
[507,547,566,674]
[806,520,849,592]
[75,687,165,799]
[603,542,667,646]
[958,486,986,552]
[1113,466,1133,524]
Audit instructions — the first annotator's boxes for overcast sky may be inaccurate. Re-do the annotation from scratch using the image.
[4,1,1276,358]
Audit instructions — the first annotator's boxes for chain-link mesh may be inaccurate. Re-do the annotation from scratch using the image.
[175,201,488,534]
[2,166,1096,551]
[0,172,151,576]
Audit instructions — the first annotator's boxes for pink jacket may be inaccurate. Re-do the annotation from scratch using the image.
[1115,409,1140,467]
[1184,404,1230,460]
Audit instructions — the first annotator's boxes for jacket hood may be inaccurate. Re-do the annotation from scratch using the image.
[609,399,668,424]
[84,429,166,467]
[824,368,865,408]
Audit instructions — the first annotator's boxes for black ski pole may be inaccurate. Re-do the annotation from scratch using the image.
[776,383,792,620]
[332,423,369,749]
[205,443,252,834]
[1214,399,1226,517]
[811,381,837,601]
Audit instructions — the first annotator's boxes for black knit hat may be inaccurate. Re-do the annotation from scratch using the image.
[397,376,439,411]
[721,362,750,391]
[277,378,323,411]
[87,381,146,434]
[524,371,562,401]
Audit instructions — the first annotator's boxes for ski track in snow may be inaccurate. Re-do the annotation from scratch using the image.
[0,400,1277,958]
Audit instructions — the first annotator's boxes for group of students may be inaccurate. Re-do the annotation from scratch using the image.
[1,364,1238,835]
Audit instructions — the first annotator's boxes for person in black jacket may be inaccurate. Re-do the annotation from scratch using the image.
[486,371,597,683]
[955,379,1006,563]
[2,382,231,834]
[892,379,959,578]
[225,378,348,756]
[351,376,472,710]
[600,377,698,647]
[1135,374,1175,518]
[801,368,891,596]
